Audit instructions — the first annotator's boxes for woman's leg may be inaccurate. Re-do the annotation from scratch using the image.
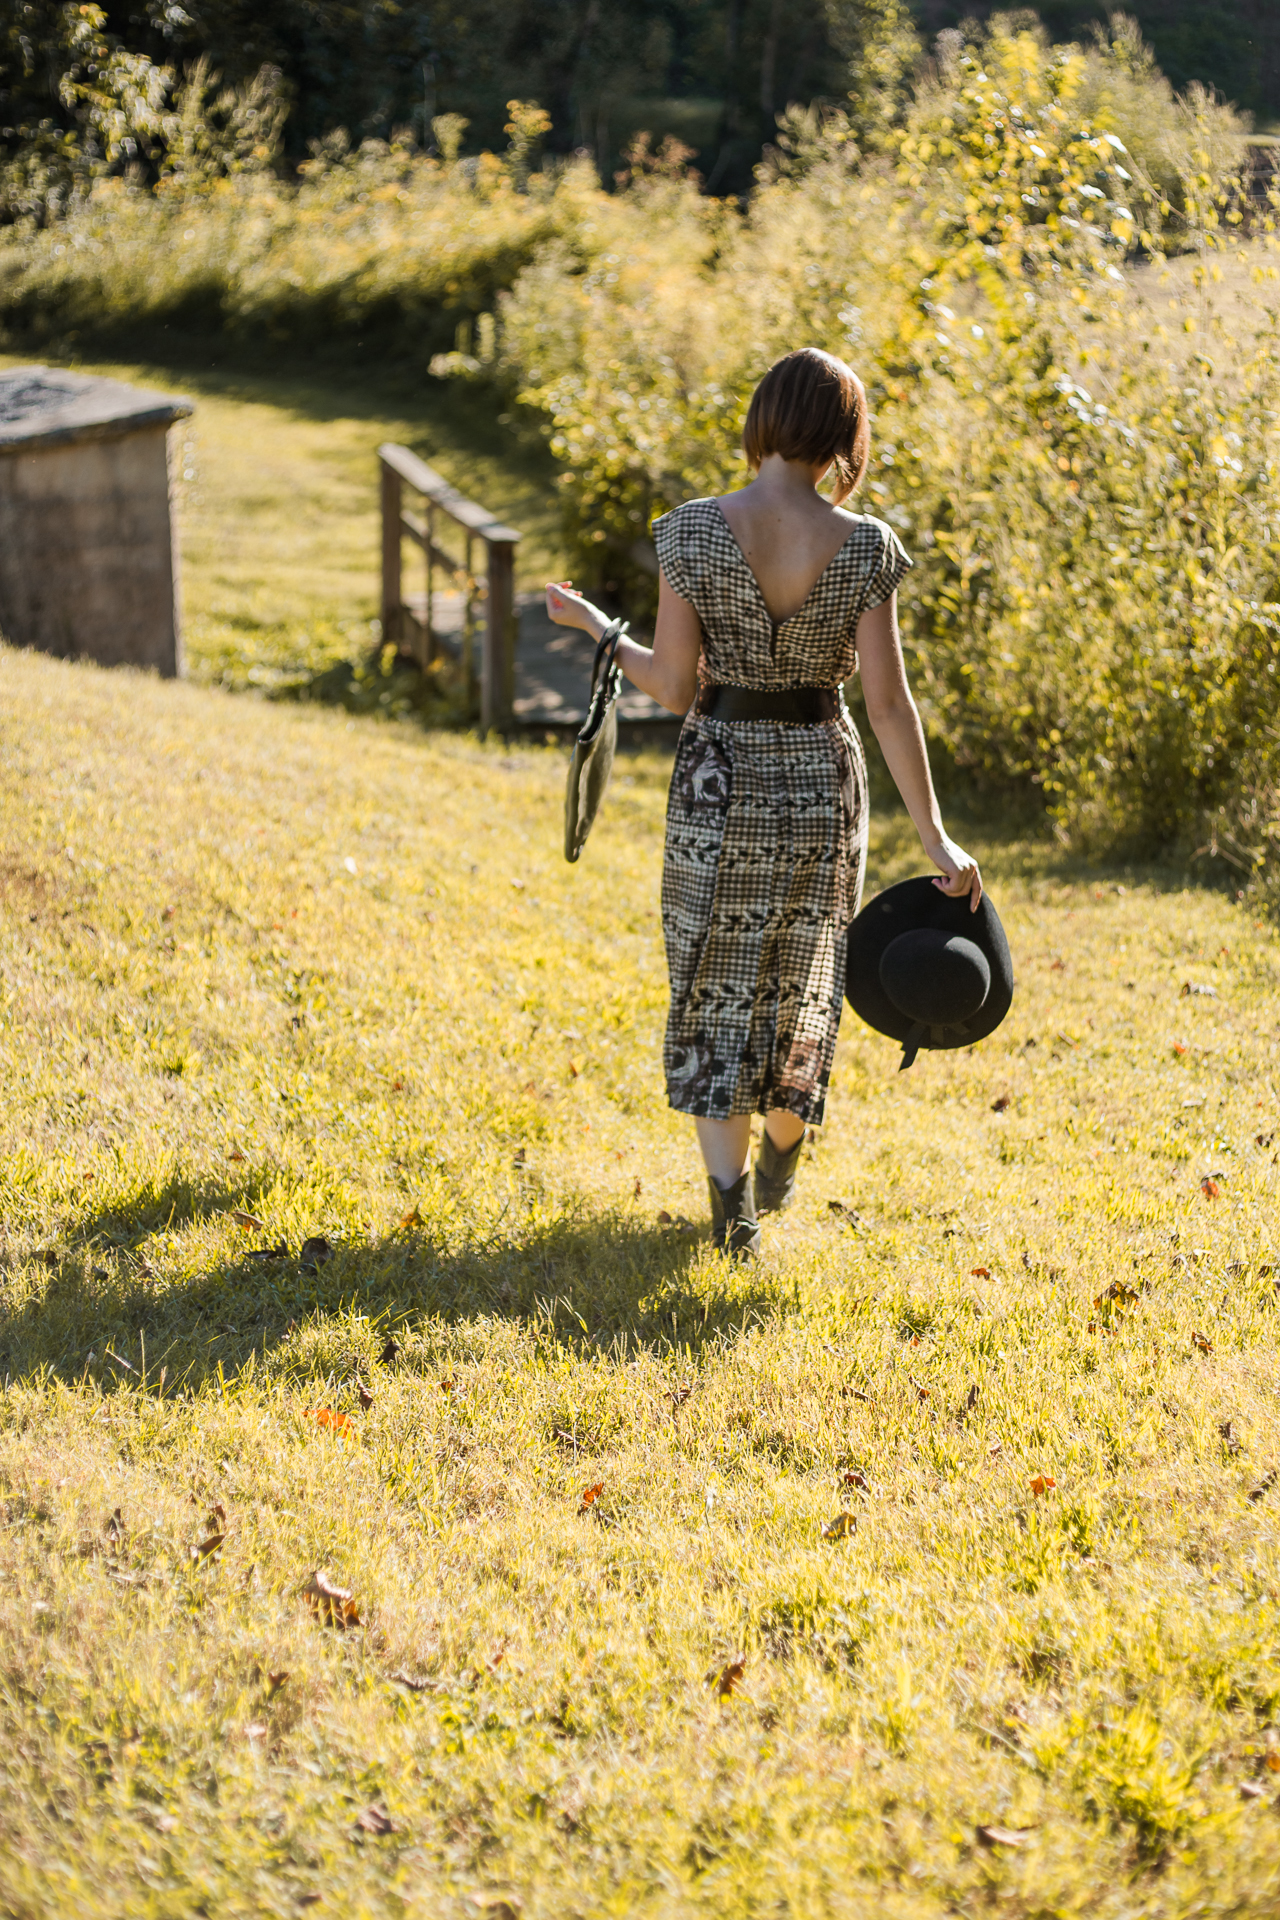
[695,1115,753,1188]
[763,1108,805,1151]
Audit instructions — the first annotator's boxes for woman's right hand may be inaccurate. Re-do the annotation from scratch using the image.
[545,580,606,638]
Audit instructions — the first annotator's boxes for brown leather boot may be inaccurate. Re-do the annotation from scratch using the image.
[754,1128,804,1214]
[707,1171,761,1258]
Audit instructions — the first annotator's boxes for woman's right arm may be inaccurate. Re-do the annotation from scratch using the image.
[545,575,701,716]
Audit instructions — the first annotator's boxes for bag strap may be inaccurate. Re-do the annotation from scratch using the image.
[592,618,627,695]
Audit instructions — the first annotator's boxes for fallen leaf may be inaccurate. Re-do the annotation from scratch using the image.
[1241,1782,1266,1802]
[192,1531,226,1561]
[511,1147,527,1168]
[911,1379,931,1401]
[302,1568,362,1629]
[568,1056,585,1077]
[1172,1043,1187,1057]
[106,1507,124,1541]
[976,1824,1036,1849]
[440,1376,457,1394]
[299,1235,332,1271]
[1192,1331,1213,1354]
[1257,1132,1276,1149]
[232,1210,264,1232]
[965,1384,980,1412]
[464,1895,522,1918]
[389,1670,436,1692]
[657,1209,673,1226]
[988,1443,1002,1457]
[1267,1750,1280,1772]
[667,1384,693,1408]
[355,1804,395,1835]
[991,1095,1010,1113]
[358,1383,374,1411]
[265,1671,289,1696]
[843,1469,871,1494]
[245,1241,288,1263]
[227,1149,245,1163]
[633,1176,642,1197]
[1219,1420,1241,1454]
[304,1407,353,1435]
[1201,1176,1221,1199]
[579,1483,604,1511]
[970,1266,991,1279]
[399,1206,422,1230]
[379,1336,400,1365]
[1029,1475,1056,1496]
[715,1659,746,1698]
[822,1511,858,1541]
[827,1198,863,1225]
[1249,1470,1277,1503]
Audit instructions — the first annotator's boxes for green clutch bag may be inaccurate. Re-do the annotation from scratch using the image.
[564,621,626,863]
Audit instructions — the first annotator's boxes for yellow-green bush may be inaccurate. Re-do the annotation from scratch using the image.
[496,17,1279,861]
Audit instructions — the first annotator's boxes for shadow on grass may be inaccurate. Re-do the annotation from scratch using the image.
[0,1176,783,1391]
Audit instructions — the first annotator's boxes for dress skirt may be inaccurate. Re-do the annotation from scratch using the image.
[661,706,869,1123]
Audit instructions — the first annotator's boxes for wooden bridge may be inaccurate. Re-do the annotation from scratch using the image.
[378,443,668,733]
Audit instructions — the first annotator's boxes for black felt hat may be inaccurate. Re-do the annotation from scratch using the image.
[845,876,1014,1070]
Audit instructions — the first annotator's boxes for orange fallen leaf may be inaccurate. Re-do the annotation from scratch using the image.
[304,1407,352,1434]
[1192,1331,1213,1354]
[579,1483,604,1511]
[232,1210,265,1232]
[399,1206,422,1230]
[843,1469,871,1493]
[657,1209,673,1225]
[302,1568,362,1629]
[970,1266,991,1278]
[227,1149,246,1163]
[1029,1475,1056,1496]
[1201,1176,1221,1199]
[1267,1750,1280,1772]
[440,1376,457,1394]
[715,1659,746,1698]
[822,1511,857,1540]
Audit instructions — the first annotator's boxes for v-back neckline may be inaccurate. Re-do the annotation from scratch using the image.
[711,498,859,629]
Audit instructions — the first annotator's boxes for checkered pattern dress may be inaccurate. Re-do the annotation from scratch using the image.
[652,497,912,1123]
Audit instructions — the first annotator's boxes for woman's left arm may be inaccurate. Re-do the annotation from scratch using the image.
[545,576,701,716]
[856,592,983,908]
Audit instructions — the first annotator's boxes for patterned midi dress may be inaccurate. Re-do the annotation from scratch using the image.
[651,497,912,1124]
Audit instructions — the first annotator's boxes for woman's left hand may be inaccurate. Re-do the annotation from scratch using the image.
[545,580,606,637]
[925,834,983,910]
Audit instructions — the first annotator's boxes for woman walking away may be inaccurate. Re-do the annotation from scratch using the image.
[545,348,981,1256]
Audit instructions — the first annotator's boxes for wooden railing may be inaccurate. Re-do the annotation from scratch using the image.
[378,443,521,730]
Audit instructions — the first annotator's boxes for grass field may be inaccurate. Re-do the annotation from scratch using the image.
[1,636,1279,1917]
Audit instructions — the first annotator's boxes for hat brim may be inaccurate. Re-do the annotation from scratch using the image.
[845,876,1014,1051]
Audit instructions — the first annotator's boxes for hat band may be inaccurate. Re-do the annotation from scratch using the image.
[899,1018,970,1071]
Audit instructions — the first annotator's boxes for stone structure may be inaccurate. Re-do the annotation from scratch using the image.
[0,366,193,676]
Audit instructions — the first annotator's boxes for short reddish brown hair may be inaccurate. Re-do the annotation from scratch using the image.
[742,348,870,504]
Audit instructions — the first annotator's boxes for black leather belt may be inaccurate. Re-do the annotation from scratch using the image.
[696,683,841,724]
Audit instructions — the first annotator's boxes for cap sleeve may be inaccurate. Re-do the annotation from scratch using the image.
[651,505,695,601]
[863,524,913,611]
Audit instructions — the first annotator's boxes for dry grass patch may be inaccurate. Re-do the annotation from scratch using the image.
[1,645,1279,1916]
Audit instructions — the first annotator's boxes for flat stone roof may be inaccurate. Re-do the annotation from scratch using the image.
[0,366,194,454]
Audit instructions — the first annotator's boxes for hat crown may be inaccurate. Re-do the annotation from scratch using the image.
[878,928,991,1029]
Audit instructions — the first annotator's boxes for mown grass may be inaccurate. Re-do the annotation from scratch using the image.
[2,641,1280,1916]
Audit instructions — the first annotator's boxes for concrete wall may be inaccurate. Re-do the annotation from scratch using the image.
[0,425,182,677]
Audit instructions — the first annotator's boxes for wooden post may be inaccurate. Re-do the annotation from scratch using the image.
[424,501,435,668]
[483,536,517,732]
[380,458,402,652]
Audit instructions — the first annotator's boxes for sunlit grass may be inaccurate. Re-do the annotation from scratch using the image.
[0,642,1279,1915]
